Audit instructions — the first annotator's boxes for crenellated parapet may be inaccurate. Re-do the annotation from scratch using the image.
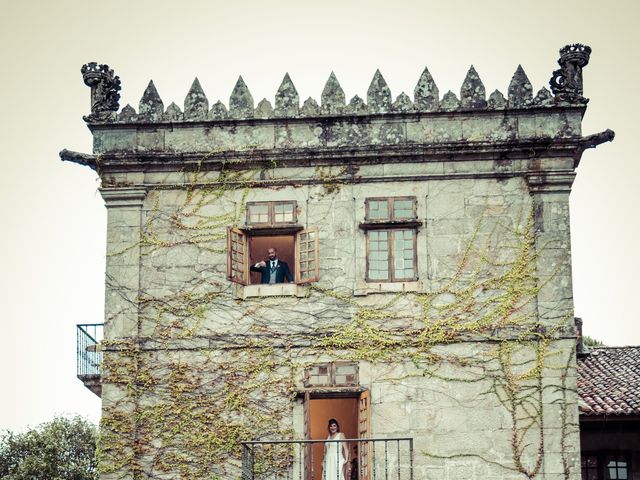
[79,44,594,126]
[65,44,613,176]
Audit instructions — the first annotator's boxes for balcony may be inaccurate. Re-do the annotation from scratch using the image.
[241,437,414,480]
[76,323,103,397]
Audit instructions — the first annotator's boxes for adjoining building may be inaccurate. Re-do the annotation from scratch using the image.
[577,339,640,480]
[65,45,614,479]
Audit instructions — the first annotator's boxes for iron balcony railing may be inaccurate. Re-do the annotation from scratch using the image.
[76,323,103,378]
[241,437,413,480]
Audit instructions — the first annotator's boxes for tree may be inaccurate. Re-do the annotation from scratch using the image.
[583,335,605,347]
[0,416,97,480]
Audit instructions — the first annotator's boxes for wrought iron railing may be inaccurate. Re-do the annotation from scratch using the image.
[76,323,103,377]
[241,437,413,480]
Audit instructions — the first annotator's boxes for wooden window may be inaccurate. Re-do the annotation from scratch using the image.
[296,227,319,284]
[605,454,629,480]
[580,453,631,480]
[365,196,416,222]
[227,227,248,285]
[246,201,296,227]
[363,197,419,282]
[366,229,417,282]
[228,204,319,286]
[304,362,358,387]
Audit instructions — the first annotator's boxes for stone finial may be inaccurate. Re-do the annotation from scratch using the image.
[255,98,274,118]
[275,73,299,117]
[533,87,554,107]
[81,62,121,122]
[300,97,320,117]
[138,80,164,121]
[441,91,460,111]
[164,102,183,121]
[118,104,137,122]
[321,72,345,114]
[210,101,228,120]
[229,76,254,118]
[549,43,591,104]
[460,66,487,109]
[346,95,368,114]
[414,67,439,112]
[184,78,209,120]
[367,69,392,113]
[392,92,414,112]
[508,65,533,108]
[488,90,506,109]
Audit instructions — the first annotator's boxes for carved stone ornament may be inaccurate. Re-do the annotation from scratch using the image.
[549,44,591,104]
[81,62,121,122]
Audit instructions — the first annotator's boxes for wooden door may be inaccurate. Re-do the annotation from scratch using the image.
[358,391,371,480]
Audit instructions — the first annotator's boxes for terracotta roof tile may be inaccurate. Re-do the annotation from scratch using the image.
[577,346,640,416]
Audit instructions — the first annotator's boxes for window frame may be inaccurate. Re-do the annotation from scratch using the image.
[228,202,320,287]
[581,451,632,480]
[364,196,417,223]
[361,196,420,283]
[246,200,297,228]
[365,228,418,282]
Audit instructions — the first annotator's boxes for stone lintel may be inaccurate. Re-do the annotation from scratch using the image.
[100,187,147,208]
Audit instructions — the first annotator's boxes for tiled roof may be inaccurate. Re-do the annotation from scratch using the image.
[577,346,640,416]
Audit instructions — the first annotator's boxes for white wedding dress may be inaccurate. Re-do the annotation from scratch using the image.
[322,433,346,480]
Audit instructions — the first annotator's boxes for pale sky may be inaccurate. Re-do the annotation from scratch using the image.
[0,0,638,432]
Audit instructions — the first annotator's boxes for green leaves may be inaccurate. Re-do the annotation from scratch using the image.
[0,416,98,480]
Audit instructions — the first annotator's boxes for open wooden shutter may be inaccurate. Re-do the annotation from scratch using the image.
[358,390,371,480]
[295,227,319,284]
[304,392,313,480]
[227,227,248,285]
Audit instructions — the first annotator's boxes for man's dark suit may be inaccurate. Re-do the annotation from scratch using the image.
[250,260,294,284]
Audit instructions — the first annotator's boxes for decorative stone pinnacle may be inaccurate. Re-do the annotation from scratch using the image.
[488,90,506,109]
[321,72,345,114]
[118,104,137,122]
[81,62,121,122]
[414,67,439,112]
[392,92,413,112]
[460,65,487,109]
[441,91,460,111]
[164,102,183,121]
[508,65,533,108]
[255,98,274,119]
[210,100,227,120]
[346,95,368,114]
[229,76,254,118]
[275,73,299,117]
[139,80,164,121]
[367,69,392,113]
[184,78,209,120]
[300,97,320,117]
[549,43,591,104]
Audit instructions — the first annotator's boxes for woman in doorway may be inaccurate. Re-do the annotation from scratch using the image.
[322,418,349,480]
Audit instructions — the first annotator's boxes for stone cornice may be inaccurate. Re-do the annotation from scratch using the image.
[99,187,147,207]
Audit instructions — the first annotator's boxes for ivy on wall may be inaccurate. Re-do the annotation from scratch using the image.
[98,160,577,480]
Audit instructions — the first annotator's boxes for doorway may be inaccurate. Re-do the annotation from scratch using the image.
[305,393,370,480]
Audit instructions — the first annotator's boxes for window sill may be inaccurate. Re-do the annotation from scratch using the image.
[354,281,422,296]
[234,283,307,299]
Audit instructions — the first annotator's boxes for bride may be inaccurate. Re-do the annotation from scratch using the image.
[322,419,349,480]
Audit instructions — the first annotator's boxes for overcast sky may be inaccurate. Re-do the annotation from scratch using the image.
[1,0,637,432]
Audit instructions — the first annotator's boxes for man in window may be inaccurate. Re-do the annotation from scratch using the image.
[250,247,293,284]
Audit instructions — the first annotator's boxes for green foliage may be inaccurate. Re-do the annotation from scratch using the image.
[0,416,98,480]
[583,335,604,347]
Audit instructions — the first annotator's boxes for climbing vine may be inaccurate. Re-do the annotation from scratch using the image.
[98,153,577,480]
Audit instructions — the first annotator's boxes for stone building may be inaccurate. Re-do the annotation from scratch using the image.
[65,44,614,480]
